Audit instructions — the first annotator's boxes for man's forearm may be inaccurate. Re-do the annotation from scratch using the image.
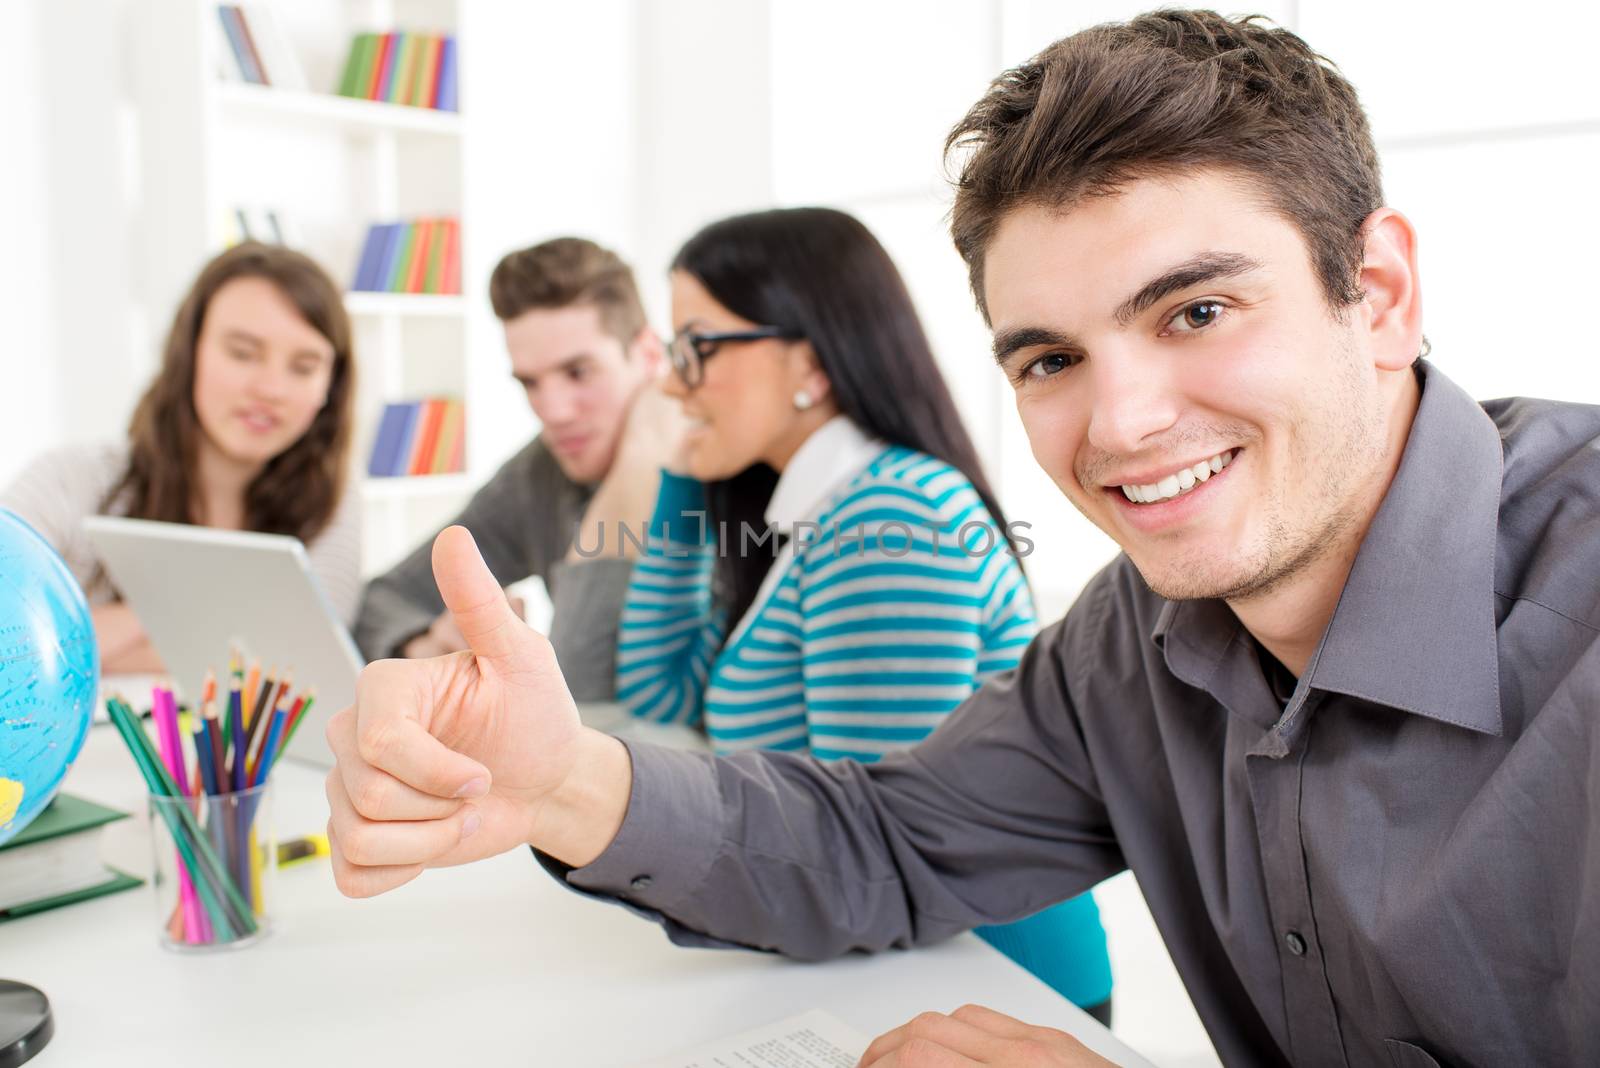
[528,728,634,868]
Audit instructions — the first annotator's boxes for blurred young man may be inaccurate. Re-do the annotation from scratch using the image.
[328,13,1600,1066]
[353,238,672,700]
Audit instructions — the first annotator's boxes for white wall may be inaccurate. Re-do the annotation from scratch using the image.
[0,0,140,491]
[0,1,57,490]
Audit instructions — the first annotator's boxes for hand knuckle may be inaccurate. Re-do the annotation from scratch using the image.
[338,825,377,865]
[1006,1042,1055,1068]
[908,1011,946,1033]
[358,717,403,765]
[350,773,391,819]
[901,1037,942,1064]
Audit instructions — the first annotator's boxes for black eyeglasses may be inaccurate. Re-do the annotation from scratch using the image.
[667,326,804,389]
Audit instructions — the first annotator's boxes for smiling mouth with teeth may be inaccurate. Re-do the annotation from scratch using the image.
[1118,449,1237,504]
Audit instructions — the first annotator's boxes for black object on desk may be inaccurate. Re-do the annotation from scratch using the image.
[0,980,52,1066]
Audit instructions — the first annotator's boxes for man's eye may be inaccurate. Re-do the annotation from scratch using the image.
[1023,353,1073,381]
[1169,300,1226,333]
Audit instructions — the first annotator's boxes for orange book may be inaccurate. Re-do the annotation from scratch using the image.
[407,399,447,477]
[440,219,461,294]
[404,219,434,294]
[414,35,443,108]
[366,33,395,100]
[446,404,466,473]
[429,400,463,474]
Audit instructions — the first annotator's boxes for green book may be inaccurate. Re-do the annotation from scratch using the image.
[423,219,446,293]
[0,793,141,921]
[346,32,380,100]
[387,223,417,292]
[335,34,364,97]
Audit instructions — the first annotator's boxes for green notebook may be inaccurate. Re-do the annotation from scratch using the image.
[0,793,142,921]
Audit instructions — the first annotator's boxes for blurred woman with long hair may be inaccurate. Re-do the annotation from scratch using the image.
[1,242,360,672]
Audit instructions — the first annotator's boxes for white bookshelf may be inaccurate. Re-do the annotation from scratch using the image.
[128,0,482,577]
[214,80,464,136]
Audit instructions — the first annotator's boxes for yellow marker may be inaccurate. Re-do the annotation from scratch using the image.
[277,833,330,868]
[0,779,23,827]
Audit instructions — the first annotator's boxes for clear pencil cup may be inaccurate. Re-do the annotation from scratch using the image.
[148,781,276,951]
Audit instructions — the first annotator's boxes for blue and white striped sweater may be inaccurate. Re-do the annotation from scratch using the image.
[617,445,1034,758]
[616,442,1113,1008]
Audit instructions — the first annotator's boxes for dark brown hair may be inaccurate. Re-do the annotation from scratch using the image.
[108,242,355,541]
[946,9,1381,320]
[489,236,647,344]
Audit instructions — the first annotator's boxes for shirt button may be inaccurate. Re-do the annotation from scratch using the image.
[629,875,653,892]
[1285,930,1307,957]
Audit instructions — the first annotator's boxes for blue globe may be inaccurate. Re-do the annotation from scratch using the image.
[0,508,98,845]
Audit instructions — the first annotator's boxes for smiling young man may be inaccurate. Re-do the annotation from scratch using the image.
[325,13,1600,1067]
[352,237,668,699]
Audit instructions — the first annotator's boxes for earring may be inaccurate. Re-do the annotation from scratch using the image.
[793,390,813,411]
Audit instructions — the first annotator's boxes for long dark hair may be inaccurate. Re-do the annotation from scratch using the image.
[672,207,1016,631]
[106,242,355,541]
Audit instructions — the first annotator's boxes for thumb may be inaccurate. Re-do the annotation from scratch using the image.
[432,526,537,671]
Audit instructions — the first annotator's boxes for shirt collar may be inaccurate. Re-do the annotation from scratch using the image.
[765,415,886,529]
[1155,360,1505,736]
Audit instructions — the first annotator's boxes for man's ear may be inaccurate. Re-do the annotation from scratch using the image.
[628,327,667,378]
[1356,207,1424,372]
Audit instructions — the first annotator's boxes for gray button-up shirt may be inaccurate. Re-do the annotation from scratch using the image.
[551,361,1600,1067]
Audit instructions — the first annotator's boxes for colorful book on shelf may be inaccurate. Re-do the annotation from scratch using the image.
[349,220,462,294]
[416,36,445,109]
[431,399,465,474]
[0,793,142,921]
[435,36,459,112]
[367,402,412,478]
[407,399,447,477]
[333,31,457,111]
[216,6,266,84]
[404,221,434,294]
[241,5,307,91]
[423,220,447,295]
[369,31,398,101]
[441,218,461,294]
[367,398,466,478]
[337,32,376,97]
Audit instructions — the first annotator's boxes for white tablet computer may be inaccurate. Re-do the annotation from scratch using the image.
[82,516,361,767]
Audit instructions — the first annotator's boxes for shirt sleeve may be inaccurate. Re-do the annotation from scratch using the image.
[612,472,726,725]
[561,602,1127,960]
[304,484,363,626]
[0,442,123,603]
[352,443,550,660]
[545,557,634,702]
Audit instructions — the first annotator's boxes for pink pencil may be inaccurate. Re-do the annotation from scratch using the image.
[152,686,205,943]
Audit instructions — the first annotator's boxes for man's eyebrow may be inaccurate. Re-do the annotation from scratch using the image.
[513,353,593,383]
[1114,251,1264,326]
[992,326,1079,367]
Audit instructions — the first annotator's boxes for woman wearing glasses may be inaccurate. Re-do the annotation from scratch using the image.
[614,207,1113,1022]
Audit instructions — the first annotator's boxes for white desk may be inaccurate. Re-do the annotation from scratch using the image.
[7,723,1154,1067]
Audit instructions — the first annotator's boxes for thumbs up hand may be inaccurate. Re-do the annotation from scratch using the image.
[326,526,631,898]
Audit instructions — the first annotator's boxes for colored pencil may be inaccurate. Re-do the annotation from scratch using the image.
[105,698,249,940]
[243,660,261,722]
[228,682,246,793]
[280,690,315,754]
